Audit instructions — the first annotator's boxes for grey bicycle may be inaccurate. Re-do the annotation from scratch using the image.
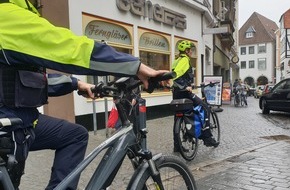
[0,72,197,190]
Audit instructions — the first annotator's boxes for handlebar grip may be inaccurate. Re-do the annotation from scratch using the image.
[77,86,96,96]
[146,72,176,93]
[150,71,176,82]
[77,90,87,96]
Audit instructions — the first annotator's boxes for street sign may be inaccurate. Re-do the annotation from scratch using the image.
[203,27,229,35]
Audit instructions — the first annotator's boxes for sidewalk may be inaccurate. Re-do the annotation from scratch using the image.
[196,139,290,190]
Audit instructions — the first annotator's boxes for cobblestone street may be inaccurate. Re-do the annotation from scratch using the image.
[20,97,290,189]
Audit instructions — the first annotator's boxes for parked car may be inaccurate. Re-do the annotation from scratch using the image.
[259,78,290,114]
[254,85,265,98]
[263,84,274,95]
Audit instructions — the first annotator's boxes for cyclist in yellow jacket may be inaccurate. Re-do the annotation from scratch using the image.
[172,40,219,150]
[0,1,166,189]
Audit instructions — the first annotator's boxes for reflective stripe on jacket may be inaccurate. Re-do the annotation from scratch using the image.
[0,3,140,76]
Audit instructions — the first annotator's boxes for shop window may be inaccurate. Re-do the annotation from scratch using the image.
[240,61,246,69]
[140,51,169,70]
[249,60,255,68]
[258,58,266,70]
[240,47,246,55]
[139,31,170,92]
[82,14,134,85]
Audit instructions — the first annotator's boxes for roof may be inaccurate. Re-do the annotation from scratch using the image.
[280,9,290,28]
[239,12,278,46]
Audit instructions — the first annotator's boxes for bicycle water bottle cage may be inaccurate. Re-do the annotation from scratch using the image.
[170,98,193,112]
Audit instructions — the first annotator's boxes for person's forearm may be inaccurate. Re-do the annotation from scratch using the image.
[47,74,78,97]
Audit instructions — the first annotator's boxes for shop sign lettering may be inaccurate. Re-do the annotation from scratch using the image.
[116,0,187,29]
[139,32,169,51]
[85,20,131,45]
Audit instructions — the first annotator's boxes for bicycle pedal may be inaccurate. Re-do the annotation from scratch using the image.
[202,126,210,131]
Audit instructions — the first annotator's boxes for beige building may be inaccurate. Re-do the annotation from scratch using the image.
[238,12,278,87]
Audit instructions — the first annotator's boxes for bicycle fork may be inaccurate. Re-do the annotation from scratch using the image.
[148,158,164,190]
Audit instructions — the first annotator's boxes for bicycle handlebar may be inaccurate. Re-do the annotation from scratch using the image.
[194,81,220,89]
[77,71,176,98]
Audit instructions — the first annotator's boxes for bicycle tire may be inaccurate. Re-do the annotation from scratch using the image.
[240,96,245,106]
[209,111,221,144]
[174,117,198,161]
[244,96,248,106]
[127,154,197,190]
[234,95,239,107]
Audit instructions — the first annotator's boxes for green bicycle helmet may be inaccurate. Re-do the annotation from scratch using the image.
[178,40,194,52]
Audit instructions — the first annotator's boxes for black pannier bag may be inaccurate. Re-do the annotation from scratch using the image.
[170,98,193,111]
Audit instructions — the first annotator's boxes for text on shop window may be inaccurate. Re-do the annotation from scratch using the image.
[85,20,131,45]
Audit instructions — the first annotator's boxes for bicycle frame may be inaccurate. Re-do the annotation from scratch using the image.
[56,83,156,189]
[1,73,177,190]
[55,124,138,190]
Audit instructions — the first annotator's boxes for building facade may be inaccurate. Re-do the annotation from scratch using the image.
[36,0,237,130]
[238,12,278,87]
[212,0,239,84]
[277,9,290,82]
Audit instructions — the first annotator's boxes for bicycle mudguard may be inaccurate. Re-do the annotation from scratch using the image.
[126,153,163,190]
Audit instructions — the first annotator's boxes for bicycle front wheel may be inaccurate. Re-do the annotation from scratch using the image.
[174,117,198,161]
[209,111,221,144]
[127,154,197,190]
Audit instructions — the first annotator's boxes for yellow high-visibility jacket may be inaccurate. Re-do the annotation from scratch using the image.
[0,2,140,76]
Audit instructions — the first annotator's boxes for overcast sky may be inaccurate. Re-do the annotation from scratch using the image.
[238,0,290,29]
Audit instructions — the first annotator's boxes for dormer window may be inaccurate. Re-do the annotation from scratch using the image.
[245,26,256,38]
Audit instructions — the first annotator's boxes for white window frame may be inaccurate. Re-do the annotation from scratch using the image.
[246,32,253,38]
[258,44,266,53]
[241,61,246,69]
[249,60,255,68]
[258,58,266,70]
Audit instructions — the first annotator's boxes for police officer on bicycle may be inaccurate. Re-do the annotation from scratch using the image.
[0,0,167,189]
[172,40,219,150]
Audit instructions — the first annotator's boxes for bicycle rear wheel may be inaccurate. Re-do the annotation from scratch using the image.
[127,154,197,190]
[174,117,198,161]
[209,111,221,144]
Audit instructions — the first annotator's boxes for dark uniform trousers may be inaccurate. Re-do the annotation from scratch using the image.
[30,114,88,190]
